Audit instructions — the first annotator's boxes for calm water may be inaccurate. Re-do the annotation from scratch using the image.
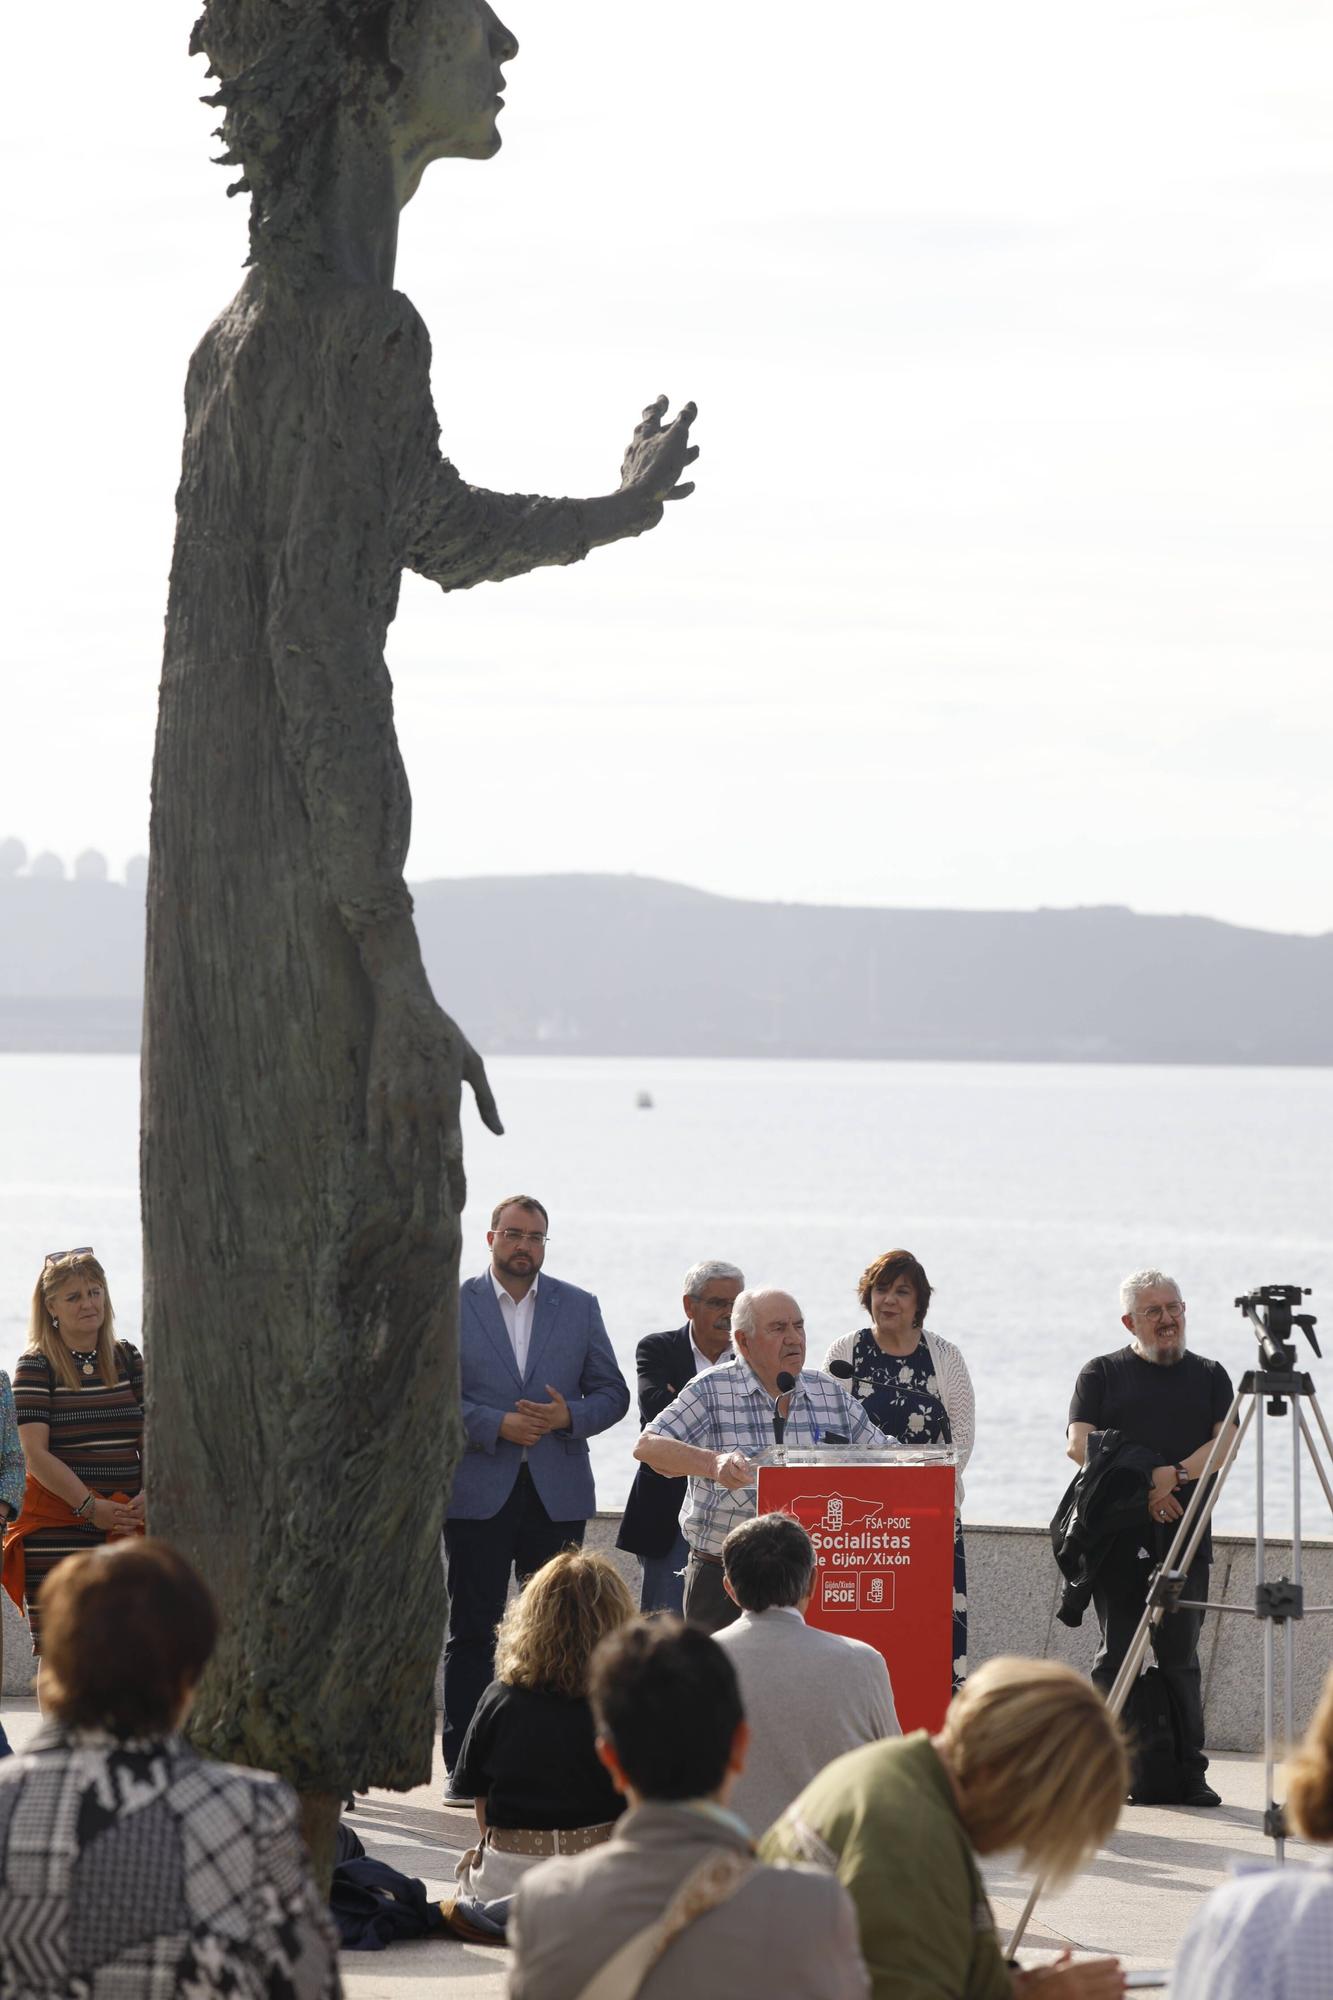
[2,1053,1330,1535]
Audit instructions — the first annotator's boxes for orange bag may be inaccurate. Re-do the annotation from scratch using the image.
[2,1475,144,1609]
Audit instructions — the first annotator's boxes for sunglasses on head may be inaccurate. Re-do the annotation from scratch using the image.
[44,1245,95,1269]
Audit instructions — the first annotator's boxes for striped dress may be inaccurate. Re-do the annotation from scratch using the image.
[11,1344,144,1651]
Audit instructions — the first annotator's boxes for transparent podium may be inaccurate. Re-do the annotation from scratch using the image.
[755,1445,956,1733]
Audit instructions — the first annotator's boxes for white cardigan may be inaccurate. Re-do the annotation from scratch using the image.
[823,1328,974,1510]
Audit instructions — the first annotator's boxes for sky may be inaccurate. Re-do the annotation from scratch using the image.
[2,0,1331,933]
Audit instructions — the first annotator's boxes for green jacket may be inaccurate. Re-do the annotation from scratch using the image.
[760,1731,1011,2000]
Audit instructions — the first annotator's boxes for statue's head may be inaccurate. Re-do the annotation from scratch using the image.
[193,0,518,266]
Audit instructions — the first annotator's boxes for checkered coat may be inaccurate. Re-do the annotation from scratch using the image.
[0,1369,25,1521]
[0,1724,341,1999]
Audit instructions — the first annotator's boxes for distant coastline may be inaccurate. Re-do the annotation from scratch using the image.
[3,871,1331,1064]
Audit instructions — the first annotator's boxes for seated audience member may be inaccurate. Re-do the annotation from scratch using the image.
[452,1549,635,1898]
[762,1657,1128,2000]
[508,1618,870,2000]
[714,1511,898,1836]
[0,1539,339,2000]
[1172,1661,1333,1999]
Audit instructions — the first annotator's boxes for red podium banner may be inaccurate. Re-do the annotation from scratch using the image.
[756,1448,955,1734]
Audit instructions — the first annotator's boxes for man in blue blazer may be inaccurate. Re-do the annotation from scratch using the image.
[443,1194,630,1783]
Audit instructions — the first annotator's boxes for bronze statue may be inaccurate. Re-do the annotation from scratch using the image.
[143,0,696,1868]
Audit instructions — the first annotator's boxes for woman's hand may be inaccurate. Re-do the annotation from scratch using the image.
[126,1492,147,1524]
[91,1495,137,1536]
[1015,1950,1124,1996]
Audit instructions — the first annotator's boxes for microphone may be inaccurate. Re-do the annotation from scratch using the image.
[773,1368,797,1445]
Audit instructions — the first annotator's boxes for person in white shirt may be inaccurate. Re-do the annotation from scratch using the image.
[1172,1664,1333,2000]
[714,1511,899,1838]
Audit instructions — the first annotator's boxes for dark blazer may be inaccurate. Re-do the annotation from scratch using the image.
[450,1272,630,1523]
[616,1326,698,1558]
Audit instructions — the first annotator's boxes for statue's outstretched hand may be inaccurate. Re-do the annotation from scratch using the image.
[618,395,699,508]
[368,990,503,1217]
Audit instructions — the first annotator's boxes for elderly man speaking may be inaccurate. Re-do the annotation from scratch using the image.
[634,1286,890,1632]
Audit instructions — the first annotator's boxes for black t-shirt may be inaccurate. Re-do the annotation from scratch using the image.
[1069,1346,1234,1464]
[452,1681,625,1831]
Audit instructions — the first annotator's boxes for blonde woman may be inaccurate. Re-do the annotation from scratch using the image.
[451,1549,636,1899]
[2,1250,144,1655]
[762,1658,1129,1998]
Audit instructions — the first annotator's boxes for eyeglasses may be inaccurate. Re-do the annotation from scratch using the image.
[44,1245,94,1268]
[1141,1303,1184,1321]
[496,1229,548,1246]
[698,1297,737,1312]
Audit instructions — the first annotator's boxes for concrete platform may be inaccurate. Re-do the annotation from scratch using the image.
[1,1696,1317,1994]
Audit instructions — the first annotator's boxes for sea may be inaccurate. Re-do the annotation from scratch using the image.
[3,1053,1330,1537]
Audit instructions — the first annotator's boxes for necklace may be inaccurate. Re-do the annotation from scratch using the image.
[67,1346,98,1379]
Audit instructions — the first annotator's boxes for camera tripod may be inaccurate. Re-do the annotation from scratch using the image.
[1008,1284,1333,1955]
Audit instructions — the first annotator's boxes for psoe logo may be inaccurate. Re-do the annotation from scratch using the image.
[788,1492,883,1536]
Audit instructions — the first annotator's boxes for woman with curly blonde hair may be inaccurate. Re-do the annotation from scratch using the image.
[450,1549,635,1899]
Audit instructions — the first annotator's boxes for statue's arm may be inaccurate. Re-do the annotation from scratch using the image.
[405,396,698,592]
[267,638,502,1179]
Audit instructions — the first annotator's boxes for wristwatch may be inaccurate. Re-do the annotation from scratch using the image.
[1175,1463,1192,1485]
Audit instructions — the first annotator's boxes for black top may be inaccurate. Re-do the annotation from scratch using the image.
[452,1681,625,1830]
[1069,1347,1234,1464]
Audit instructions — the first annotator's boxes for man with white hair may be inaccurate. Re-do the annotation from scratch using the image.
[616,1259,746,1613]
[634,1286,889,1632]
[1066,1268,1234,1805]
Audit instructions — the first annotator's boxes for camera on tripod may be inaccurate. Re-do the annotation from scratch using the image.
[1234,1283,1321,1375]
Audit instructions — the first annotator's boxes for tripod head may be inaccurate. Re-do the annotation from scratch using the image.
[1235,1283,1321,1372]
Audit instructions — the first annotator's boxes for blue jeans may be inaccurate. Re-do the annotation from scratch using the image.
[638,1528,689,1615]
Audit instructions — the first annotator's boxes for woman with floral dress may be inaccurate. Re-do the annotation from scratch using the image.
[824,1248,974,1690]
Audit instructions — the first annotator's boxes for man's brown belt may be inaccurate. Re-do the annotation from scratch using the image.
[486,1821,617,1857]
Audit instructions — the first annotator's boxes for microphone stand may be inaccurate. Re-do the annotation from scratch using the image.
[772,1369,796,1446]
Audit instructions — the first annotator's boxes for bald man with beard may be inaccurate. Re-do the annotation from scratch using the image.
[1067,1267,1234,1806]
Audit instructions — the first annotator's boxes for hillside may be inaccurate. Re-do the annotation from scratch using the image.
[2,873,1330,1063]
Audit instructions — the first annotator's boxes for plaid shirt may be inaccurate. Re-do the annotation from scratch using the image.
[643,1358,893,1557]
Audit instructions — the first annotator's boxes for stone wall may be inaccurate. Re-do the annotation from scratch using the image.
[7,1522,1330,1751]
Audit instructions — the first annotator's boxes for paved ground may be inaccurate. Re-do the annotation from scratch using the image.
[2,1699,1314,1995]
